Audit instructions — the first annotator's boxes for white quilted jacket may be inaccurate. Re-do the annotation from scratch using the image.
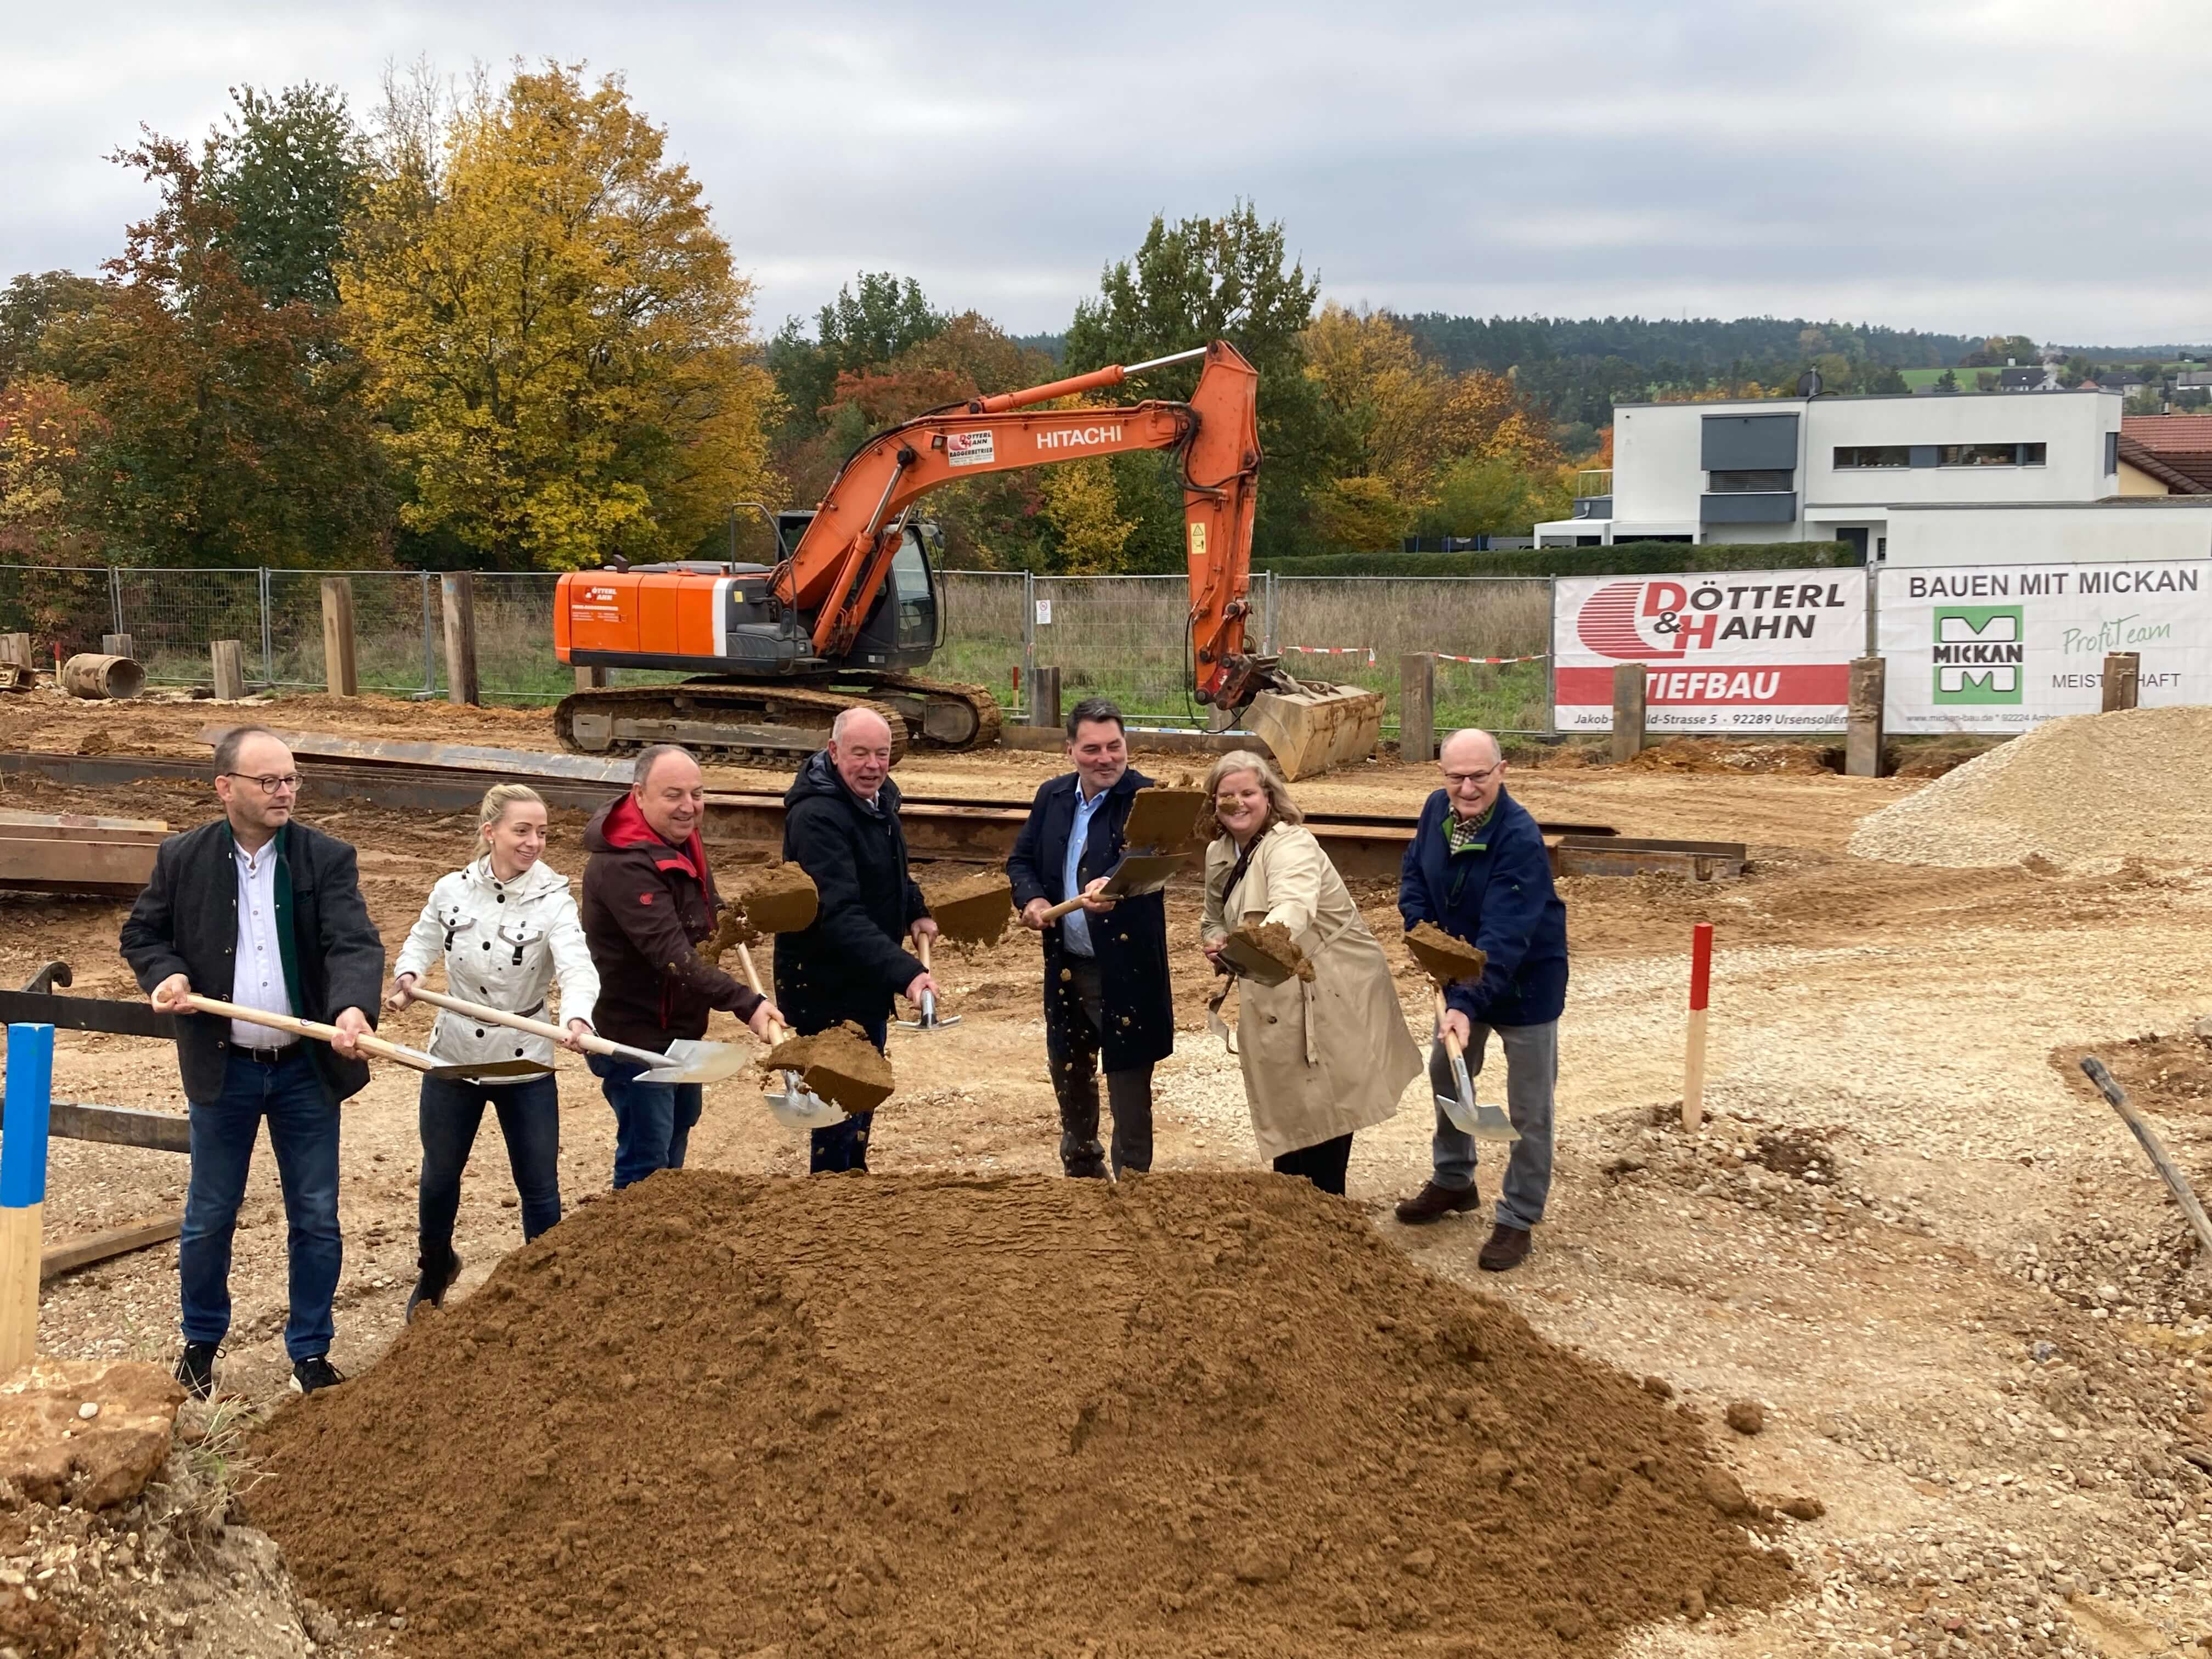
[393,856,599,1072]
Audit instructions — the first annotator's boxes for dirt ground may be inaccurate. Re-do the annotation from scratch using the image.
[2,690,2210,1657]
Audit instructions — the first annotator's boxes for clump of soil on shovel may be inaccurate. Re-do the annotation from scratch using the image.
[1228,919,1314,983]
[920,870,1013,947]
[763,1020,894,1113]
[249,1172,1790,1659]
[729,860,818,935]
[1405,920,1487,986]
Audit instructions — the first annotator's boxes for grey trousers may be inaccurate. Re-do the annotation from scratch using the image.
[1048,956,1155,1178]
[1429,1017,1557,1231]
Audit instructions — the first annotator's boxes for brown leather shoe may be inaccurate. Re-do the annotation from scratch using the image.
[1478,1223,1532,1272]
[1394,1181,1483,1226]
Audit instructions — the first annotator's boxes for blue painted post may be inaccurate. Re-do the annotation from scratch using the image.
[0,1023,54,1374]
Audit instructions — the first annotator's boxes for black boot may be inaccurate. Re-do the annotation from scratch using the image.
[405,1248,462,1323]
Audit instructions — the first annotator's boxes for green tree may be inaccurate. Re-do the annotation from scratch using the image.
[1064,204,1342,566]
[346,62,777,570]
[1414,454,1571,541]
[47,133,389,566]
[0,272,106,385]
[766,272,949,440]
[206,83,370,308]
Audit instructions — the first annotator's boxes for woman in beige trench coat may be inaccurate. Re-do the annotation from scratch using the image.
[1200,751,1423,1193]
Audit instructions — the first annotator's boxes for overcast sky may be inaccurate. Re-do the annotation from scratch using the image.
[5,0,2208,348]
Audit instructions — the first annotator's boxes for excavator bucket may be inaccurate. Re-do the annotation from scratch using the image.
[1245,682,1386,782]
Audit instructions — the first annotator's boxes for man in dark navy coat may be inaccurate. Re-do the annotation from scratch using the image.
[1007,698,1172,1178]
[1395,727,1569,1271]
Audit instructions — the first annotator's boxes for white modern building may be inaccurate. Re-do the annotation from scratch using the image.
[1534,388,2212,565]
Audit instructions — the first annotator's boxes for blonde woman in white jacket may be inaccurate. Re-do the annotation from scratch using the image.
[386,784,599,1320]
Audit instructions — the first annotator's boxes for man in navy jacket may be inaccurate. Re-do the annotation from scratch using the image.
[1395,727,1568,1271]
[1006,698,1172,1177]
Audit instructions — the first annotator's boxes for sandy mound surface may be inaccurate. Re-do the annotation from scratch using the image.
[249,1172,1789,1659]
[1849,706,2212,872]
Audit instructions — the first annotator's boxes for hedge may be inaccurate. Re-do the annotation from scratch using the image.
[1258,540,1860,578]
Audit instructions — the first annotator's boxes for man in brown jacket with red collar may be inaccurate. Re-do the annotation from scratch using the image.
[580,744,780,1187]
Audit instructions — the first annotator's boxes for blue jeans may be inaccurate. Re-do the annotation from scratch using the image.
[417,1073,562,1260]
[807,1014,885,1175]
[1430,1018,1558,1231]
[180,1047,341,1363]
[590,1054,701,1189]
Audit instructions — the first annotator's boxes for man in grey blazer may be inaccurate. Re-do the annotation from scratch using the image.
[121,726,384,1400]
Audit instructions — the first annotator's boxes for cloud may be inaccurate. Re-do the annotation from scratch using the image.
[2,0,2207,345]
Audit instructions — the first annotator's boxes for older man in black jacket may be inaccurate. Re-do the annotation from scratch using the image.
[120,725,384,1400]
[774,707,936,1174]
[1007,697,1172,1178]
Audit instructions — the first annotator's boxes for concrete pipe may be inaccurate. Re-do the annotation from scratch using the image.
[60,654,145,701]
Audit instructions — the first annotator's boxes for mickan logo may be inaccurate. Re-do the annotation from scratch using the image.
[1931,605,2024,703]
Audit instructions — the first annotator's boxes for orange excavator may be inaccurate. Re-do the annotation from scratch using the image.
[552,341,1381,777]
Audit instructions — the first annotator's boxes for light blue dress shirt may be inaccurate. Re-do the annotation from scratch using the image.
[1060,782,1110,957]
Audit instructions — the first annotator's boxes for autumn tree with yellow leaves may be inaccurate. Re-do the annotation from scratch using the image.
[346,64,776,570]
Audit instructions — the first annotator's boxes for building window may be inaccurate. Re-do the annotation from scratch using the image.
[1835,445,1911,468]
[1707,469,1794,493]
[1937,442,2046,467]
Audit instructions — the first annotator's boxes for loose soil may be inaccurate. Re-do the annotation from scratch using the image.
[2056,1028,2212,1118]
[1223,920,1313,984]
[726,859,819,936]
[1120,786,1213,854]
[1849,704,2212,871]
[249,1171,1790,1659]
[1404,920,1487,986]
[763,1020,896,1113]
[919,870,1014,946]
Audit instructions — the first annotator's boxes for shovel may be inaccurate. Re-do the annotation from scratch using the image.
[731,941,847,1130]
[1431,988,1520,1144]
[181,994,551,1083]
[398,986,747,1085]
[1039,853,1193,925]
[895,933,959,1033]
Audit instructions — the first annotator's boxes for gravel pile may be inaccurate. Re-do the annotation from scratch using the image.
[1849,706,2212,871]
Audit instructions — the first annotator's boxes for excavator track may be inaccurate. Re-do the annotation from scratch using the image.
[552,675,1005,765]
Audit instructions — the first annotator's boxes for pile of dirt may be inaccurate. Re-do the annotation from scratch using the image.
[921,870,1013,946]
[1849,706,2212,871]
[763,1019,895,1112]
[249,1172,1791,1658]
[1404,919,1486,986]
[1622,738,1838,776]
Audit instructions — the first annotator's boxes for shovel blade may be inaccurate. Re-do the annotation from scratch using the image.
[1436,1092,1521,1144]
[764,1071,846,1130]
[417,1054,556,1082]
[636,1039,749,1085]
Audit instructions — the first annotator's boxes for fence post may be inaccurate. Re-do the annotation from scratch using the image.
[211,640,246,700]
[575,665,609,691]
[442,573,480,706]
[1400,652,1436,765]
[2101,651,2141,712]
[107,567,123,639]
[0,635,28,670]
[100,634,134,660]
[259,568,273,688]
[0,1023,54,1374]
[1846,655,1885,777]
[420,573,437,697]
[1545,575,1560,740]
[1261,570,1279,656]
[1025,665,1061,732]
[1611,662,1648,762]
[320,578,358,696]
[1020,571,1036,718]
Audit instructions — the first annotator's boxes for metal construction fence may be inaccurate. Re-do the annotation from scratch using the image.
[0,563,1558,731]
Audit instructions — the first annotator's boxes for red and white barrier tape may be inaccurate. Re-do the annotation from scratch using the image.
[1432,651,1549,665]
[1282,645,1376,666]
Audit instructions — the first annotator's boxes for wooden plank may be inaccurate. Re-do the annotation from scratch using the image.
[1610,662,1647,763]
[0,836,159,895]
[47,1102,190,1154]
[0,992,178,1041]
[321,577,358,697]
[1400,653,1436,766]
[442,573,479,706]
[0,811,168,840]
[40,1214,183,1282]
[1024,665,1061,732]
[211,639,246,700]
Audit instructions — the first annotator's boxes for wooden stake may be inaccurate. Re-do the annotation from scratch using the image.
[442,572,479,706]
[320,577,358,696]
[0,1023,55,1373]
[1399,652,1436,765]
[1682,922,1712,1132]
[1611,662,1648,763]
[210,640,246,701]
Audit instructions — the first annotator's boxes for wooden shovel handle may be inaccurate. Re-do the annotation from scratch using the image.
[182,993,425,1073]
[1041,895,1085,923]
[1432,986,1466,1063]
[400,985,655,1065]
[732,943,788,1045]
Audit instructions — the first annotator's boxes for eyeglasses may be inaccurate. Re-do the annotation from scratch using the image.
[1443,765,1500,788]
[225,772,301,794]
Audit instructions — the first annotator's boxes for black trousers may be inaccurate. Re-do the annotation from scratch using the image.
[1046,956,1154,1177]
[1272,1132,1353,1195]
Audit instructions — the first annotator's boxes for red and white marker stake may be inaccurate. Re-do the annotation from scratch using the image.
[1683,922,1713,1131]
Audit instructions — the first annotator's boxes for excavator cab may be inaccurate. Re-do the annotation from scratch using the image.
[776,511,944,672]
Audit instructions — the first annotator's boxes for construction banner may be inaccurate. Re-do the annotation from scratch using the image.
[1551,572,1867,733]
[1877,560,2212,733]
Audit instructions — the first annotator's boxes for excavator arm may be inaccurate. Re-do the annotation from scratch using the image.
[781,341,1273,711]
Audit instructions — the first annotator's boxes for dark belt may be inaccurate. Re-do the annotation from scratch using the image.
[229,1043,303,1067]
